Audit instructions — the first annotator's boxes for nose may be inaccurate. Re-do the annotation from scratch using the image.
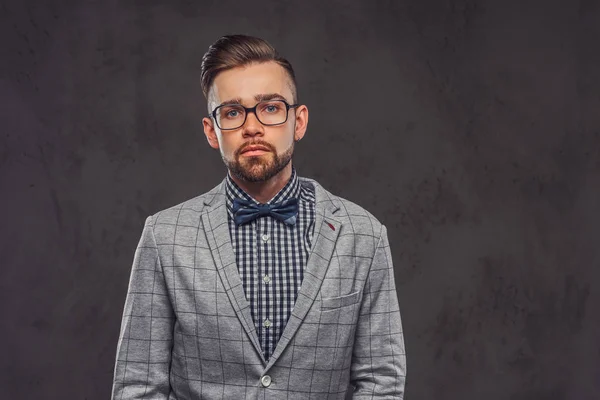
[242,110,264,136]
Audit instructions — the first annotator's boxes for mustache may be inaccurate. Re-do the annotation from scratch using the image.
[238,142,273,154]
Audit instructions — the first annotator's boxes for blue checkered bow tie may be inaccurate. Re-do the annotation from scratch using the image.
[232,197,299,226]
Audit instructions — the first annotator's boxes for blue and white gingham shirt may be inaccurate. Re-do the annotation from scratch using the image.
[225,166,316,361]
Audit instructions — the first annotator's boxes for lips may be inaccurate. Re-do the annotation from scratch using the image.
[241,145,270,153]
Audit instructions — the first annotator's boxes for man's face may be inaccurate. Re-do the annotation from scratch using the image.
[202,61,308,183]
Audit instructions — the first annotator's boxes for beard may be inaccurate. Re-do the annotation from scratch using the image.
[223,140,295,183]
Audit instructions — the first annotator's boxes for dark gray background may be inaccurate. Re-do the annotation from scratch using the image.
[2,0,599,399]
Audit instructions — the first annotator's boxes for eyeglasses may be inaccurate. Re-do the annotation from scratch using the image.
[209,100,299,130]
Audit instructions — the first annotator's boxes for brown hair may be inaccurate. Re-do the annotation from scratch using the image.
[200,34,298,106]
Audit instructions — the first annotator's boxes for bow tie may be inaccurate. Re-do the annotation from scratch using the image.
[232,197,299,226]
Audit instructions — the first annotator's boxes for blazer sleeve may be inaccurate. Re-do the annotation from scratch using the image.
[350,224,407,398]
[111,215,175,399]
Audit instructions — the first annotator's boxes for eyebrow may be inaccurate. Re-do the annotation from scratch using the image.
[218,93,288,107]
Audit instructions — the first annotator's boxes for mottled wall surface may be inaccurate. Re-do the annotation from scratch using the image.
[1,0,599,399]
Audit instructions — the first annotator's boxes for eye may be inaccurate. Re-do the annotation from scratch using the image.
[262,102,282,113]
[219,105,244,119]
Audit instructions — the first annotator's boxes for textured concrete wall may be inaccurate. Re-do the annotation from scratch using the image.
[1,0,599,399]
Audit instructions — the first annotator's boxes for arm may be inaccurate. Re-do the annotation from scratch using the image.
[350,224,407,398]
[112,215,175,399]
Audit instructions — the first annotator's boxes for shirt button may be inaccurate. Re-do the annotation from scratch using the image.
[261,234,269,242]
[263,275,271,284]
[261,374,272,387]
[264,319,272,328]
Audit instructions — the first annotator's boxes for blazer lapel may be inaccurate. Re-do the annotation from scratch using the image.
[265,178,342,369]
[200,180,266,364]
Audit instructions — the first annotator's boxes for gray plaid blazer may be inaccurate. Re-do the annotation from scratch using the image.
[112,176,406,399]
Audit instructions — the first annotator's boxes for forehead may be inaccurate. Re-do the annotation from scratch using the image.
[211,61,293,105]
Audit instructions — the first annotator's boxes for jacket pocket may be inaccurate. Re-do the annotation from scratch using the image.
[321,290,362,311]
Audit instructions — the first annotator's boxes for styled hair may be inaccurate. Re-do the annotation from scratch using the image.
[200,34,298,107]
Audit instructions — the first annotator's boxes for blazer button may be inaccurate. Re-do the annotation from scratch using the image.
[261,375,272,387]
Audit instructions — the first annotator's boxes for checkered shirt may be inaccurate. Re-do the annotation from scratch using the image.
[225,166,316,361]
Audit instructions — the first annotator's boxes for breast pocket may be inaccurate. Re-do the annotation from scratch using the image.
[321,290,362,311]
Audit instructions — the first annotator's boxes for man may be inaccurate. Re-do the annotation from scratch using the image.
[112,34,406,399]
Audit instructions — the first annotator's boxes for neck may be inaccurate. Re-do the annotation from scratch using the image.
[229,163,293,204]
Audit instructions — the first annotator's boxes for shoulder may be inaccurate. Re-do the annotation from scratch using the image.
[301,177,385,237]
[144,180,224,229]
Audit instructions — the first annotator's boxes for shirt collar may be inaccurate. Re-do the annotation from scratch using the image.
[225,165,301,217]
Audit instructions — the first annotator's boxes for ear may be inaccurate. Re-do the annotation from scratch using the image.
[202,117,220,149]
[293,105,308,141]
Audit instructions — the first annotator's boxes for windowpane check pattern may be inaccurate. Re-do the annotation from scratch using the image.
[225,166,316,361]
[111,171,406,399]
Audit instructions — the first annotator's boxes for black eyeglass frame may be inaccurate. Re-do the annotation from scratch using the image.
[208,100,300,130]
